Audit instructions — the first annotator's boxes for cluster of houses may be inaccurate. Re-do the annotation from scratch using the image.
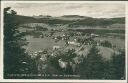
[21,24,119,73]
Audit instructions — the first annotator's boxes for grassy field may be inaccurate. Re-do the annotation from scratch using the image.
[95,37,125,48]
[25,36,65,52]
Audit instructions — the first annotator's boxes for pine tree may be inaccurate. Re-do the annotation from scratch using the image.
[105,50,125,79]
[4,7,37,78]
[79,46,105,79]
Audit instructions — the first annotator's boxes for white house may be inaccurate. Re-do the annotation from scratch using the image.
[53,46,60,50]
[68,41,80,46]
[91,33,99,37]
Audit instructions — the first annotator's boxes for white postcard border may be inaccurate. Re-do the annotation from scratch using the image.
[0,1,127,82]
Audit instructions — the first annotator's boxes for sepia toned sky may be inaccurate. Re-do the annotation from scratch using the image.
[3,2,125,18]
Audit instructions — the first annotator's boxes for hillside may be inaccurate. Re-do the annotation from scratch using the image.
[14,15,125,27]
[68,17,125,27]
[15,15,38,23]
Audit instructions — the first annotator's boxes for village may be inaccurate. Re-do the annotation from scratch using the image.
[18,22,125,77]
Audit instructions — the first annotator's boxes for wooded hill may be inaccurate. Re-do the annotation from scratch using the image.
[15,15,125,27]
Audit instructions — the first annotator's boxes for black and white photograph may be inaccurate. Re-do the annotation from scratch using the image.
[0,1,127,81]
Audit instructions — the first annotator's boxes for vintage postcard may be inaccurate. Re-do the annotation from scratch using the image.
[0,1,127,83]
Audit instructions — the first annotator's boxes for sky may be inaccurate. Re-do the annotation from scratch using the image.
[3,2,125,18]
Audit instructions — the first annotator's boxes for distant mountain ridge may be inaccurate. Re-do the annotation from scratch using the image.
[61,15,89,18]
[14,15,125,27]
